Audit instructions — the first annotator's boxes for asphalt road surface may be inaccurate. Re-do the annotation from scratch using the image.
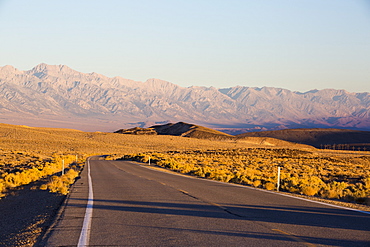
[44,157,370,246]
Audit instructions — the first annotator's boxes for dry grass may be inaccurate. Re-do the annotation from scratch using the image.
[0,123,285,156]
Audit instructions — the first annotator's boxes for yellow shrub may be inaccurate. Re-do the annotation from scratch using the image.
[4,173,18,188]
[301,186,319,196]
[41,168,80,195]
[321,181,349,199]
[1,154,77,193]
[64,169,79,184]
[253,180,261,188]
[40,184,48,190]
[322,189,341,199]
[364,177,370,191]
[265,182,275,191]
[0,181,4,197]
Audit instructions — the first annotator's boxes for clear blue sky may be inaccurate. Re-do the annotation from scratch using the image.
[0,0,369,92]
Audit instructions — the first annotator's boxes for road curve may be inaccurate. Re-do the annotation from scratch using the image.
[44,158,370,246]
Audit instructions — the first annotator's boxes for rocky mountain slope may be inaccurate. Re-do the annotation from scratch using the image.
[0,63,369,132]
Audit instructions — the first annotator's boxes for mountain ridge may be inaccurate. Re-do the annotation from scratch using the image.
[0,63,369,132]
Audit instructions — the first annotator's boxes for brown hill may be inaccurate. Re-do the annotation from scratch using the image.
[115,122,235,140]
[236,128,370,149]
[115,122,314,149]
[114,122,224,139]
[150,122,234,140]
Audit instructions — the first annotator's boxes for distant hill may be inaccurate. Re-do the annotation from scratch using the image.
[115,122,233,140]
[115,122,314,149]
[0,63,369,132]
[151,122,234,140]
[237,128,370,150]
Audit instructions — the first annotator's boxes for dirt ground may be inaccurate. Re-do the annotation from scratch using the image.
[0,180,66,247]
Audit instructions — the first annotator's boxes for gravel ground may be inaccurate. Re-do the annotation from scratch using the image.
[0,180,66,247]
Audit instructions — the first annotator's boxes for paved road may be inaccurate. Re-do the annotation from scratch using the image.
[45,157,370,246]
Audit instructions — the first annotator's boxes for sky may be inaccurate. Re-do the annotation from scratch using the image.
[0,0,369,92]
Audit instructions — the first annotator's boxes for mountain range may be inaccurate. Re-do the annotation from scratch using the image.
[0,63,369,132]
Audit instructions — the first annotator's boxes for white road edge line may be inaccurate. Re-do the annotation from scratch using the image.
[78,157,94,247]
[136,162,370,216]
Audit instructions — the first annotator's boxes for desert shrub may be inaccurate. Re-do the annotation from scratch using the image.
[0,180,4,197]
[265,182,275,191]
[240,176,252,185]
[41,168,80,195]
[364,177,370,192]
[301,186,320,196]
[297,176,325,196]
[321,181,349,199]
[0,154,79,196]
[253,180,261,188]
[40,184,48,190]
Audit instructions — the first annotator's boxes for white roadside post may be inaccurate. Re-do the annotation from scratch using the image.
[277,166,281,191]
[148,156,151,165]
[62,159,65,176]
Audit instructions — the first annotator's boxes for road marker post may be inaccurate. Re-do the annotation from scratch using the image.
[62,159,65,176]
[149,156,151,165]
[277,166,281,191]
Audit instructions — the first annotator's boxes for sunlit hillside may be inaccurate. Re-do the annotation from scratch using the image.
[0,123,308,156]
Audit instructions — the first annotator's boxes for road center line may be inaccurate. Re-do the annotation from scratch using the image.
[78,157,94,247]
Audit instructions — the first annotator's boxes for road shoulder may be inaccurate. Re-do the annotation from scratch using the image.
[40,165,90,246]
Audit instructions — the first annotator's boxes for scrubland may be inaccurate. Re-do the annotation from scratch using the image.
[0,150,79,197]
[1,123,369,207]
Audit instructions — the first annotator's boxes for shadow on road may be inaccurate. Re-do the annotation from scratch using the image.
[124,224,369,247]
[67,197,370,246]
